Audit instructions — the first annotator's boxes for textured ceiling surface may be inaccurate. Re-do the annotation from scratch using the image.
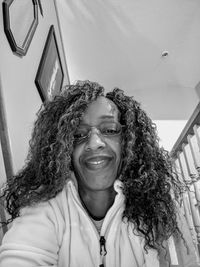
[57,0,200,120]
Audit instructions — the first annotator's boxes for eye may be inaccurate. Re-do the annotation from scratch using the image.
[74,128,88,140]
[100,122,121,135]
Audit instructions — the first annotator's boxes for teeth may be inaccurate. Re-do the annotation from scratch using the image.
[89,160,104,165]
[84,157,111,170]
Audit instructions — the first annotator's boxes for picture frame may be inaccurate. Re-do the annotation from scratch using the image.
[2,0,39,57]
[35,25,64,102]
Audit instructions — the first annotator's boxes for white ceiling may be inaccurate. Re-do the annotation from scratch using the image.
[57,0,200,121]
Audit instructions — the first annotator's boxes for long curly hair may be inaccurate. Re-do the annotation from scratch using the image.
[1,80,184,250]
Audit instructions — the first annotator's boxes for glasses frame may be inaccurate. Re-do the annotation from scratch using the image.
[74,121,125,144]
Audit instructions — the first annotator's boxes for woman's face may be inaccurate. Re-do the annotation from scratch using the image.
[72,96,122,192]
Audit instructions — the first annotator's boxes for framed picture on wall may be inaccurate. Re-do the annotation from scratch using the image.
[2,0,39,56]
[35,25,64,102]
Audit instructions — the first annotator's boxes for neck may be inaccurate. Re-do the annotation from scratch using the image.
[79,187,116,220]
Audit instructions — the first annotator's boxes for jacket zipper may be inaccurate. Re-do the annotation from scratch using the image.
[100,236,107,255]
[99,236,107,267]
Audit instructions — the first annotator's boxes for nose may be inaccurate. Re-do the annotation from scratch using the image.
[85,128,106,151]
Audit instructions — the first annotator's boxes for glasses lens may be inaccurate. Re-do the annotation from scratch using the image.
[100,122,121,136]
[74,127,89,141]
[74,122,122,143]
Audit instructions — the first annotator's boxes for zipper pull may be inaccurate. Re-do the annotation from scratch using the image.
[99,236,107,256]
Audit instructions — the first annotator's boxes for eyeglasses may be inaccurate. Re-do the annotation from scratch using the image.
[74,121,124,144]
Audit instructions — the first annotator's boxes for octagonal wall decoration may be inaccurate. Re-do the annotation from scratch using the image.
[2,0,39,57]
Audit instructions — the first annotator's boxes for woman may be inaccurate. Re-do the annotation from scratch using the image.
[0,80,197,266]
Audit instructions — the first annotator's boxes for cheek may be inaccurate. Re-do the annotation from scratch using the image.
[72,145,82,167]
[117,145,122,162]
[109,139,121,161]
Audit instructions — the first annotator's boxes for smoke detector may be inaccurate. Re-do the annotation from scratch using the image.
[161,51,169,57]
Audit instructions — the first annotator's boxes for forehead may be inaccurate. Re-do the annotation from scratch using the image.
[81,96,119,124]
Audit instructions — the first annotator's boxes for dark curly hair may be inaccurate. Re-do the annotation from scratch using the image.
[1,80,184,251]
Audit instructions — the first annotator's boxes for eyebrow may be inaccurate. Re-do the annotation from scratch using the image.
[99,115,115,120]
[79,115,116,127]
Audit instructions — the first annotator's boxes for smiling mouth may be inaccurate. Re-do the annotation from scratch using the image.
[83,156,112,170]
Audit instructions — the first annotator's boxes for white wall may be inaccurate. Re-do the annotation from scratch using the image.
[154,120,187,151]
[0,0,69,177]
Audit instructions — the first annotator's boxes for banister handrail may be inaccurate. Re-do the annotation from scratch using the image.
[170,101,200,158]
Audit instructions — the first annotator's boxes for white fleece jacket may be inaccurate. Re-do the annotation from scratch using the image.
[0,179,160,267]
